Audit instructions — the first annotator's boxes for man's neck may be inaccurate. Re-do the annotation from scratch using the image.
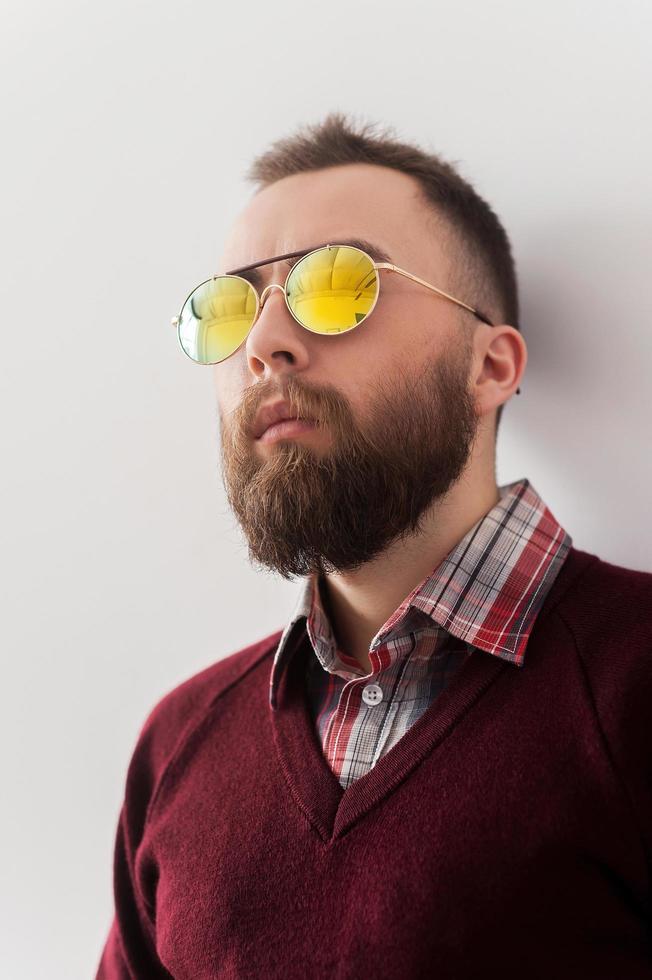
[319,480,501,676]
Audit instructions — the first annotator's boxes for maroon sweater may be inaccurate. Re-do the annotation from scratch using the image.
[96,546,652,979]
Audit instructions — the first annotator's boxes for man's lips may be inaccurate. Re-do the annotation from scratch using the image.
[257,418,318,444]
[252,399,317,439]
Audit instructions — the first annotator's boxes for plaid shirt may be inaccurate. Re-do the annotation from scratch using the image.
[269,477,573,790]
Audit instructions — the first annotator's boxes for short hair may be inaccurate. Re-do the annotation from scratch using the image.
[244,112,519,437]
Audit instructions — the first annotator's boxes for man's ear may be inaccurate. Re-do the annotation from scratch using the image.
[472,324,527,415]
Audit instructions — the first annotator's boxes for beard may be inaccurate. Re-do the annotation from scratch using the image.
[218,340,479,581]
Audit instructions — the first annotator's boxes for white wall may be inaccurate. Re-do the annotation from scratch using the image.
[1,0,650,975]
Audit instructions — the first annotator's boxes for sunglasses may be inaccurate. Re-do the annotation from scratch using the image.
[171,242,519,393]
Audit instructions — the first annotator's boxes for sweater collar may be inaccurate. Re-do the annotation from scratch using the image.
[269,477,572,710]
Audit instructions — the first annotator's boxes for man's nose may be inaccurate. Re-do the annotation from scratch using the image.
[244,277,310,378]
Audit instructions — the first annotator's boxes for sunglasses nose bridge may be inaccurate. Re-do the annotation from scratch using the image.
[259,282,287,311]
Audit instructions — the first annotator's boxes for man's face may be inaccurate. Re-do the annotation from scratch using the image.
[214,163,480,579]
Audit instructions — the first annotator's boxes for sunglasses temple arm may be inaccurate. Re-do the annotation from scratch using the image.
[379,263,487,320]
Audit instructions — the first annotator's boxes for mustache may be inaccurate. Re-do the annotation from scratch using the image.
[228,377,345,441]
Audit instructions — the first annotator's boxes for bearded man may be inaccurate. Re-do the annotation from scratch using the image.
[96,114,652,980]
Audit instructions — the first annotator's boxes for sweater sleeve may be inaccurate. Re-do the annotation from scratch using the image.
[94,699,177,980]
[93,637,279,978]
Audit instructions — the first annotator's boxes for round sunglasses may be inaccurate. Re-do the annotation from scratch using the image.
[171,242,496,367]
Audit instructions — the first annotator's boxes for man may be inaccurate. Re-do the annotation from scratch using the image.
[96,114,652,979]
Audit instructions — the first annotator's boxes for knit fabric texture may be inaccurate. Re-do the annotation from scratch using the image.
[96,546,652,978]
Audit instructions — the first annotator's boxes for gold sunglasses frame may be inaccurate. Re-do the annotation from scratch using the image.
[171,242,520,393]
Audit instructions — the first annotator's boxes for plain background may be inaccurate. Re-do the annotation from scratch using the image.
[1,0,651,976]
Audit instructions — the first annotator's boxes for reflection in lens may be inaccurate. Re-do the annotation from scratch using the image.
[286,246,378,334]
[178,276,257,364]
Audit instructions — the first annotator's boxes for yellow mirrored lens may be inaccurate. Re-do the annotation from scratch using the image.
[178,276,257,364]
[286,245,378,334]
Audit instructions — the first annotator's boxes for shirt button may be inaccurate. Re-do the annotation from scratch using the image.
[362,683,383,706]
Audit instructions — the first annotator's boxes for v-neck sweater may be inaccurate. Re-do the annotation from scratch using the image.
[96,545,652,979]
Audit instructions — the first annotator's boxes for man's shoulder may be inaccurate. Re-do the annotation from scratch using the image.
[552,546,652,628]
[547,546,652,681]
[153,628,281,720]
[583,548,652,591]
[129,628,283,791]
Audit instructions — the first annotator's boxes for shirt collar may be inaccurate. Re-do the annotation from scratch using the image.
[269,478,572,710]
